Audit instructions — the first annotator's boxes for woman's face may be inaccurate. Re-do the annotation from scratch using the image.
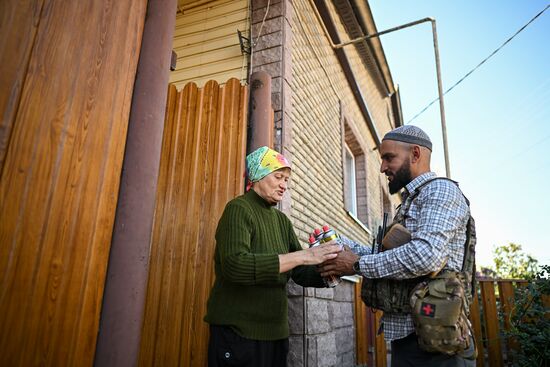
[253,167,291,205]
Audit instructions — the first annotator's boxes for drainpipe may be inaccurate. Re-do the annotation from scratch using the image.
[247,71,274,152]
[310,1,451,177]
[93,1,177,366]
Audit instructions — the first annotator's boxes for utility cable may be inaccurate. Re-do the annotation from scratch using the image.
[253,0,271,47]
[407,4,550,124]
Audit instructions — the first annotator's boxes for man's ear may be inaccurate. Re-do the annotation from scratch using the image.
[411,145,421,163]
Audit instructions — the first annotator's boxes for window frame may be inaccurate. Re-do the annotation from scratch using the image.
[344,143,357,217]
[340,106,371,232]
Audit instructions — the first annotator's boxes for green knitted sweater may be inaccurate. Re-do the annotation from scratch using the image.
[204,189,325,340]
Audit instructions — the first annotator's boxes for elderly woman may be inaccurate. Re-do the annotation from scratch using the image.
[205,146,341,367]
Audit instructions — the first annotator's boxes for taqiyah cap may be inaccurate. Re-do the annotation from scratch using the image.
[382,125,432,151]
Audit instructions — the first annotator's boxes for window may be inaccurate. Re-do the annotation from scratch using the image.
[344,145,357,216]
[342,118,369,228]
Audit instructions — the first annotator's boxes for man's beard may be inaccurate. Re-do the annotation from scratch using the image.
[388,160,412,194]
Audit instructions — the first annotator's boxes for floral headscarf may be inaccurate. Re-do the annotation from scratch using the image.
[245,146,291,191]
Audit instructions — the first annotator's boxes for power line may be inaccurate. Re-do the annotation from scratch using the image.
[407,4,550,124]
[496,130,550,170]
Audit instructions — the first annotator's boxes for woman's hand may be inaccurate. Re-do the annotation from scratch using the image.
[278,243,342,273]
[302,243,343,265]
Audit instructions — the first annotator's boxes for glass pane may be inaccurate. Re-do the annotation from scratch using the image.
[345,146,357,215]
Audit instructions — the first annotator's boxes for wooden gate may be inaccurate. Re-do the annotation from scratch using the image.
[355,278,550,366]
[139,79,248,366]
[0,1,146,365]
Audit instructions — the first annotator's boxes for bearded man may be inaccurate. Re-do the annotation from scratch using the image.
[319,126,476,367]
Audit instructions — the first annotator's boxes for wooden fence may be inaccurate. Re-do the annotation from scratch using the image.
[138,79,248,367]
[355,278,549,367]
[0,1,146,365]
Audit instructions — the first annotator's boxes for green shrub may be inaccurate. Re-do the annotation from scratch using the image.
[503,265,550,366]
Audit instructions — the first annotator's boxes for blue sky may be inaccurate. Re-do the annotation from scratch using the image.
[369,1,550,267]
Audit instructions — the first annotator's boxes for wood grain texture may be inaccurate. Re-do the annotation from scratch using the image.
[498,281,518,362]
[355,278,544,366]
[469,287,485,367]
[374,309,387,367]
[480,280,503,367]
[0,0,147,365]
[0,0,44,173]
[354,281,369,365]
[139,79,247,367]
[497,282,514,332]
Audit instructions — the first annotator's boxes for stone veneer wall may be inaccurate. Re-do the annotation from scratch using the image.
[287,280,357,366]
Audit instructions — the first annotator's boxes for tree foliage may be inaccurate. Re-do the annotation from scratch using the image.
[502,265,550,367]
[493,243,538,279]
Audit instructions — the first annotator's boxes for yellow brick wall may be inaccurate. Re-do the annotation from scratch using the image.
[329,1,396,136]
[289,0,399,246]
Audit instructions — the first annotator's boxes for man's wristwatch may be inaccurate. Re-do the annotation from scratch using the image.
[352,260,361,274]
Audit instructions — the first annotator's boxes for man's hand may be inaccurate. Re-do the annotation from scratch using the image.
[317,244,360,277]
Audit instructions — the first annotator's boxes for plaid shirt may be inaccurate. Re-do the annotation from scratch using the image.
[341,172,470,341]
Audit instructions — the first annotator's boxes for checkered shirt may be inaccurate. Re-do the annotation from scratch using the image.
[341,172,470,341]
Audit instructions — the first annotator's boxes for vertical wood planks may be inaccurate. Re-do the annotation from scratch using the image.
[139,78,247,367]
[354,280,385,367]
[497,281,515,333]
[0,0,45,173]
[480,280,503,367]
[0,0,147,366]
[498,280,517,360]
[356,278,546,366]
[354,281,369,365]
[469,287,485,367]
[374,310,387,367]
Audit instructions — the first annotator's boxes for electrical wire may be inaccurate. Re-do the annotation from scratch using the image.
[407,4,550,124]
[248,0,271,84]
[253,0,271,47]
[496,130,550,169]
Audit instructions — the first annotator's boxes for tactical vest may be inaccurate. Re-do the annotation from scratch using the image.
[360,177,477,314]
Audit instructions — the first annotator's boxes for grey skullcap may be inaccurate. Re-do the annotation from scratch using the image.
[382,125,432,151]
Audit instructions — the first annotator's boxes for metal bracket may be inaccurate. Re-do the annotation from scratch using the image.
[237,30,251,55]
[170,50,177,71]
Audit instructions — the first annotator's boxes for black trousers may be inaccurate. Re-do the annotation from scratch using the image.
[207,325,289,367]
[390,333,476,367]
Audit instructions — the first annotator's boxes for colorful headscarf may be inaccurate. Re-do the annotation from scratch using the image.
[245,146,291,190]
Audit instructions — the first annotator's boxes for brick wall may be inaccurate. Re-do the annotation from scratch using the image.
[251,0,294,215]
[290,0,394,244]
[251,0,291,150]
[251,0,400,366]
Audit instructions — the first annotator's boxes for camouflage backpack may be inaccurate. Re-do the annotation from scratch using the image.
[410,182,477,355]
[360,178,477,354]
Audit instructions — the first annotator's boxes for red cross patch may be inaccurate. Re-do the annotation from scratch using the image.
[420,302,436,317]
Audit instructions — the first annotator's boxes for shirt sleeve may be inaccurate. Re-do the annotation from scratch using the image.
[357,182,469,279]
[339,235,376,256]
[215,201,281,285]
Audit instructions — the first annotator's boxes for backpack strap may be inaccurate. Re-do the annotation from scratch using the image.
[402,177,473,272]
[405,176,477,306]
